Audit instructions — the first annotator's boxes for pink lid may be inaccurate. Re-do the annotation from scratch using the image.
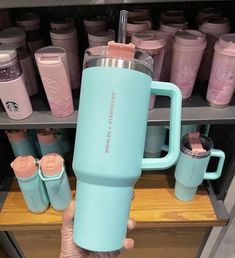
[40,153,64,176]
[199,17,230,35]
[131,31,166,50]
[188,132,207,154]
[16,13,40,31]
[50,28,77,40]
[37,129,57,144]
[107,41,135,60]
[215,34,235,56]
[11,155,38,178]
[127,21,151,34]
[50,18,75,30]
[174,30,206,46]
[159,23,183,34]
[197,7,222,24]
[88,29,115,43]
[5,129,27,142]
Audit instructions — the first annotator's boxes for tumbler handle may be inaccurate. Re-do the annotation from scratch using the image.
[204,149,225,180]
[142,81,182,170]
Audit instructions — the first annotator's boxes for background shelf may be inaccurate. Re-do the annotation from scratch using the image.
[1,95,235,129]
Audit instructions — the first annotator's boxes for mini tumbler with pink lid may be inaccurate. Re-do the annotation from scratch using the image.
[5,129,37,157]
[37,128,64,156]
[39,153,72,211]
[88,29,115,47]
[206,34,235,108]
[11,155,49,213]
[198,17,231,81]
[170,30,207,100]
[131,31,166,109]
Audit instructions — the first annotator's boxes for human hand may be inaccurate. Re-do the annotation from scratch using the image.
[60,200,136,258]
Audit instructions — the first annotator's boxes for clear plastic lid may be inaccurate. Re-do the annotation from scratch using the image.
[35,46,67,64]
[16,13,41,31]
[83,45,153,77]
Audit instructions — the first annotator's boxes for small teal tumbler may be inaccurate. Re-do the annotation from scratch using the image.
[72,45,182,252]
[11,155,49,213]
[39,153,72,211]
[175,133,225,201]
[6,129,37,157]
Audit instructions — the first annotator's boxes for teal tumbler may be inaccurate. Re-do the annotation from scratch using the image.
[175,134,225,201]
[72,45,182,252]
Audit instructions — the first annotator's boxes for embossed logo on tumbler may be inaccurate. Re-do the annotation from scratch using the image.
[206,34,235,108]
[0,47,33,120]
[39,153,72,211]
[170,30,207,100]
[72,42,182,252]
[174,132,225,201]
[11,155,49,213]
[35,46,74,117]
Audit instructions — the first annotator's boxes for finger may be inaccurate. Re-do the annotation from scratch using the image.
[123,238,134,251]
[127,218,136,231]
[62,200,75,227]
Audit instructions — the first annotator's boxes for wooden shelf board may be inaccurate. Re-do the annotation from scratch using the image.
[0,172,226,231]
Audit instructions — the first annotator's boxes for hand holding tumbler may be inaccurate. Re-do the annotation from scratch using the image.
[174,132,225,201]
[72,42,182,252]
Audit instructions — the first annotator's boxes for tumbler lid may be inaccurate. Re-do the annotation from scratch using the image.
[50,17,75,30]
[5,129,26,142]
[0,46,17,62]
[50,28,76,40]
[35,46,67,64]
[199,17,230,34]
[84,17,107,27]
[127,9,150,18]
[88,29,115,43]
[37,128,57,144]
[0,27,26,44]
[126,21,151,34]
[174,30,206,46]
[16,13,40,31]
[181,133,213,158]
[40,153,64,176]
[131,31,166,50]
[215,33,235,56]
[159,23,183,34]
[11,155,38,178]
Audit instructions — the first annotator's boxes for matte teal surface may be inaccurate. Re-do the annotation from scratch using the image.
[39,142,63,156]
[17,173,49,213]
[72,67,182,251]
[56,129,71,154]
[42,169,72,211]
[10,139,37,157]
[175,149,225,201]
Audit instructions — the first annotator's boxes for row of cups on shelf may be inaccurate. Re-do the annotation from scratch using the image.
[11,153,72,213]
[0,7,234,121]
[5,128,71,158]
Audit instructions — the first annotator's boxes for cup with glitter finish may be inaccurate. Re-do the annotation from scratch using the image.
[37,129,64,156]
[198,17,230,81]
[88,29,115,47]
[39,153,72,211]
[5,129,37,157]
[175,133,225,201]
[206,34,235,108]
[0,47,33,120]
[11,155,49,213]
[0,27,38,96]
[170,30,207,100]
[131,31,166,109]
[35,46,74,117]
[50,28,80,89]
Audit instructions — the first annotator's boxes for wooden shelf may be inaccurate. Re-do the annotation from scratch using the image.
[0,172,227,231]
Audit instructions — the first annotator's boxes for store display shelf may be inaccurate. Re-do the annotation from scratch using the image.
[0,0,229,8]
[0,95,235,129]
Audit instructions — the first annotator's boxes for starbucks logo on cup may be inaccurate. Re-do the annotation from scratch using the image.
[6,101,19,112]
